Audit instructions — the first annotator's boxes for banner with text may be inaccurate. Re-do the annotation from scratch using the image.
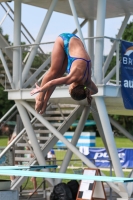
[0,147,13,166]
[121,40,133,109]
[86,148,133,168]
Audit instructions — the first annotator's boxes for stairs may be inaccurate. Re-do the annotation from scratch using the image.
[14,103,78,165]
[0,102,82,190]
[0,2,84,193]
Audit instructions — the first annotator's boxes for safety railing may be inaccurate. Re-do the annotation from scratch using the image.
[2,35,121,91]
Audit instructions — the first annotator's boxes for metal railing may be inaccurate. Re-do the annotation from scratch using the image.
[3,35,121,90]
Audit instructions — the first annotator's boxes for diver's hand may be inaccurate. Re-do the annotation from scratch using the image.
[35,94,44,113]
[35,95,47,114]
[30,83,41,96]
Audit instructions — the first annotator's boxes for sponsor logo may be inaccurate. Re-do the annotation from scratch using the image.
[124,47,133,56]
[123,80,133,88]
[122,57,133,65]
[122,46,133,65]
[93,152,125,163]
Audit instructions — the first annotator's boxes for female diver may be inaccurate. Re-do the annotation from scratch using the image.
[30,33,98,114]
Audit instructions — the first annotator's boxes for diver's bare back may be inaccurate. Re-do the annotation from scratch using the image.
[69,37,90,61]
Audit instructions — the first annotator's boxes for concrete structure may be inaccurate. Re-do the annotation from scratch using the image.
[0,190,18,200]
[0,0,133,199]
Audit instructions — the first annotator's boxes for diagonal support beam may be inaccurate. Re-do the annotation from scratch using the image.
[15,100,54,186]
[23,56,51,88]
[91,106,110,155]
[109,116,133,141]
[0,33,13,61]
[0,104,16,123]
[20,100,96,168]
[103,63,119,84]
[55,106,91,184]
[68,0,86,47]
[20,100,123,195]
[72,18,88,34]
[95,96,128,195]
[88,19,94,79]
[0,7,10,26]
[102,14,130,76]
[94,0,106,84]
[0,49,14,89]
[3,2,45,55]
[22,0,58,84]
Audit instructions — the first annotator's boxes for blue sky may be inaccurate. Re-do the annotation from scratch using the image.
[0,2,133,55]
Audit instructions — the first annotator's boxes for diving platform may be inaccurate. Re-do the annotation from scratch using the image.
[1,0,133,199]
[1,0,133,20]
[7,84,133,116]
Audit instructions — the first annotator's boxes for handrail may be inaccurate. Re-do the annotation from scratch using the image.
[0,104,16,123]
[4,35,121,86]
[2,29,122,87]
[0,117,36,158]
[5,35,122,49]
[0,2,46,55]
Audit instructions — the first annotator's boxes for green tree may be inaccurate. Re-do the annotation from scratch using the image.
[0,27,14,118]
[0,27,3,34]
[122,21,133,41]
[3,34,11,44]
[0,85,14,118]
[105,55,116,79]
[110,21,133,135]
[0,27,44,118]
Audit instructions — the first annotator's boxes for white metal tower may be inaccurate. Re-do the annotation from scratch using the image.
[1,0,133,199]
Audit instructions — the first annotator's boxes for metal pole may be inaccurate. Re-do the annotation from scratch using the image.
[23,56,51,88]
[91,108,110,154]
[103,14,130,76]
[0,117,36,165]
[88,20,94,62]
[94,0,106,84]
[109,116,133,141]
[15,100,54,186]
[0,49,14,88]
[110,160,112,200]
[19,47,22,89]
[0,8,10,26]
[20,100,96,168]
[0,104,16,122]
[13,0,21,88]
[95,96,128,193]
[72,19,88,34]
[4,2,45,55]
[20,100,120,194]
[22,0,58,84]
[88,20,94,78]
[55,106,90,184]
[68,0,86,47]
[103,64,118,84]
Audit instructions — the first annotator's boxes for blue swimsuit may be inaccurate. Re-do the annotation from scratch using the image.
[59,33,91,81]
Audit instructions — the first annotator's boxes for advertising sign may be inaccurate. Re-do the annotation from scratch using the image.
[121,40,133,109]
[0,147,13,166]
[86,148,133,168]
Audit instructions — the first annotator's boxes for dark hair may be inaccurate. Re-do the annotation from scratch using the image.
[70,85,92,105]
[0,123,13,136]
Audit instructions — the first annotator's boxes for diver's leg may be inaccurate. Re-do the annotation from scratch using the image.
[38,56,68,114]
[38,37,66,100]
[35,37,67,113]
